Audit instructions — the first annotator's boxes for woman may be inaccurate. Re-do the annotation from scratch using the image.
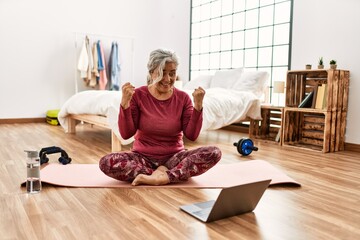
[99,49,222,186]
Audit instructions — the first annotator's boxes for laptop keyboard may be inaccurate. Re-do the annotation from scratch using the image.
[194,200,215,209]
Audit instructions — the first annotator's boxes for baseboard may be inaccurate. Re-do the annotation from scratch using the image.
[0,118,46,124]
[344,142,360,153]
[1,119,359,152]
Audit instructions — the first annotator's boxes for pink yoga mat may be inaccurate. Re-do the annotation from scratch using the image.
[26,160,300,188]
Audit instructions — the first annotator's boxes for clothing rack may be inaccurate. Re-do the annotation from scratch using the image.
[74,32,135,93]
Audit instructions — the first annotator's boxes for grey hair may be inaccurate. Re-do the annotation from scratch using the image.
[147,49,179,85]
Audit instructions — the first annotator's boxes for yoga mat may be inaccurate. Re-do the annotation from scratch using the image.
[23,160,300,188]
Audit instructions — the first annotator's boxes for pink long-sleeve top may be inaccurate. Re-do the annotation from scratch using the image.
[119,86,203,163]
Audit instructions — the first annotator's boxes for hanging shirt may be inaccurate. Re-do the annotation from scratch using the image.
[77,39,89,79]
[97,40,108,90]
[90,42,99,87]
[85,36,93,81]
[108,41,121,90]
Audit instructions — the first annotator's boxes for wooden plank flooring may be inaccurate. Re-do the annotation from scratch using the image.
[0,123,359,240]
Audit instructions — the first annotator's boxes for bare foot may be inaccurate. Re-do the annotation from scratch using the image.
[132,166,170,186]
[155,165,168,173]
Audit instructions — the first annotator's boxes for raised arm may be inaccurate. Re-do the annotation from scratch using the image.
[118,83,138,139]
[183,87,205,141]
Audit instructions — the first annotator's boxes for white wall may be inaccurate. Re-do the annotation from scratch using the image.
[292,0,360,144]
[1,0,359,145]
[0,0,190,118]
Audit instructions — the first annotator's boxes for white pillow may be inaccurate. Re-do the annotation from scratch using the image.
[232,71,269,97]
[183,75,212,89]
[210,68,244,89]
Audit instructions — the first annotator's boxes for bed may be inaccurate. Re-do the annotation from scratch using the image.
[58,68,269,152]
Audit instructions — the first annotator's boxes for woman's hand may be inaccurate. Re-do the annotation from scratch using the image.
[192,87,205,111]
[121,82,135,109]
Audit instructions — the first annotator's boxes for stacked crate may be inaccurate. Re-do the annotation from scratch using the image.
[282,69,350,153]
[249,106,283,144]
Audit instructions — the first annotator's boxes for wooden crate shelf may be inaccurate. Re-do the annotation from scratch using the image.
[282,109,330,152]
[282,69,349,153]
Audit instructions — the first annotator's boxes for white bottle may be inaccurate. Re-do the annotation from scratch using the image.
[25,150,42,193]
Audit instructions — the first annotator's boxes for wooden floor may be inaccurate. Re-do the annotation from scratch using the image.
[1,123,359,240]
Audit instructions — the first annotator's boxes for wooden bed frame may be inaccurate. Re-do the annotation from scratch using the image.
[67,114,122,152]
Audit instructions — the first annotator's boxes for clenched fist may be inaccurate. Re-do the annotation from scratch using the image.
[192,87,205,111]
[121,82,135,109]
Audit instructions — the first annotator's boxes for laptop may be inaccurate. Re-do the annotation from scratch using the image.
[180,179,271,223]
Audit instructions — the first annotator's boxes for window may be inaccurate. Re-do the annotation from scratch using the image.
[190,0,293,105]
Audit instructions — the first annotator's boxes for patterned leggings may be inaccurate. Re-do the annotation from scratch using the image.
[99,146,222,183]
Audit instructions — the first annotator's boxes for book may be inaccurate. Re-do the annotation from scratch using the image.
[275,129,281,142]
[311,85,318,108]
[321,83,328,110]
[298,91,314,108]
[315,84,327,109]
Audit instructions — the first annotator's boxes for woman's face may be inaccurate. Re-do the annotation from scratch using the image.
[152,62,177,93]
